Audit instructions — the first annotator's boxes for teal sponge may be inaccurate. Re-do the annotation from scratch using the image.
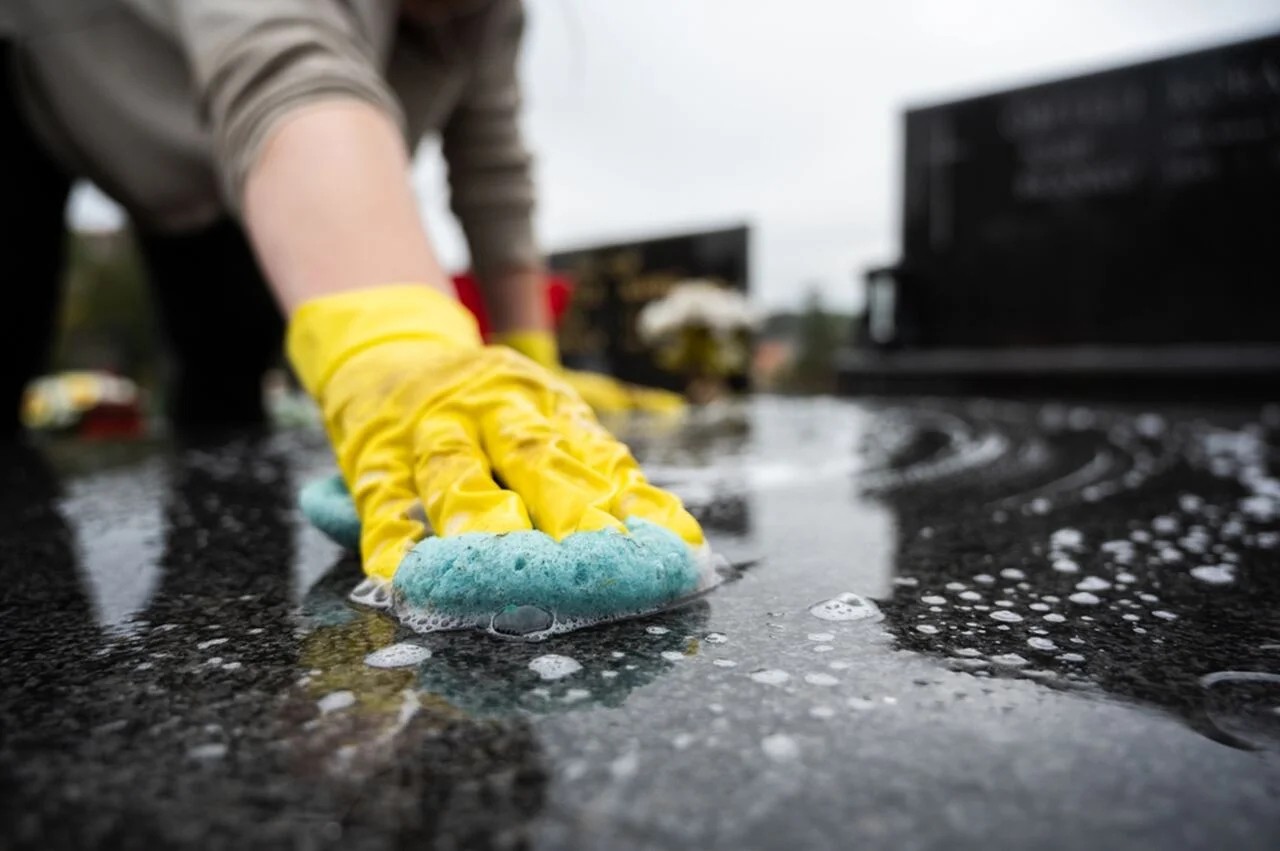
[298,474,716,639]
[392,518,702,637]
[299,474,362,550]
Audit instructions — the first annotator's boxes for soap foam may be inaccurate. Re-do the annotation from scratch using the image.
[808,592,882,623]
[528,654,582,680]
[364,643,432,669]
[390,519,725,641]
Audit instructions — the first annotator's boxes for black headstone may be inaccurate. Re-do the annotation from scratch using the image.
[895,32,1280,348]
[549,225,750,390]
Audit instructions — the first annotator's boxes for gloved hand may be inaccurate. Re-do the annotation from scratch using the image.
[287,284,704,581]
[494,330,686,416]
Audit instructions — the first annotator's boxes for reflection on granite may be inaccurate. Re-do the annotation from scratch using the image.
[1,397,1279,850]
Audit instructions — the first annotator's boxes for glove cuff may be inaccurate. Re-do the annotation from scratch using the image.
[287,284,482,397]
[492,329,561,371]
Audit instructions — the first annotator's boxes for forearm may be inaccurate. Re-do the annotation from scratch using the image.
[479,267,550,335]
[242,100,452,315]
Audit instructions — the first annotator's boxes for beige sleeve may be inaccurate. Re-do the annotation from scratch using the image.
[162,0,404,212]
[442,0,540,282]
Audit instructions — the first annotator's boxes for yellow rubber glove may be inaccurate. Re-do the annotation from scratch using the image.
[288,285,704,581]
[494,330,686,416]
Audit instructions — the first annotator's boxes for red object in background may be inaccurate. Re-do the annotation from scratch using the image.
[452,272,574,338]
[78,404,145,440]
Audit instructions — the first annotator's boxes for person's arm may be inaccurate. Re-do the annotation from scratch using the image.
[169,0,702,583]
[441,0,547,335]
[243,100,451,313]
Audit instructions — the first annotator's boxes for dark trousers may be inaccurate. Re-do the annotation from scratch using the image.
[2,42,283,435]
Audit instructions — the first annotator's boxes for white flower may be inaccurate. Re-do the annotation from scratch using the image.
[637,279,759,342]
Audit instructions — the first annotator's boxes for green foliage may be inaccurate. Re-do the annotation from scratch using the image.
[53,230,159,388]
[776,288,851,394]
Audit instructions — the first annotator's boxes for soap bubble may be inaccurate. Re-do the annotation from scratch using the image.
[809,592,882,623]
[528,655,582,681]
[364,643,432,669]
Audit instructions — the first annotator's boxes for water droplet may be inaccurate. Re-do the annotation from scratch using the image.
[1190,565,1236,585]
[491,605,554,637]
[317,691,356,714]
[809,592,881,622]
[364,643,432,669]
[761,733,800,761]
[529,654,582,680]
[1051,528,1084,550]
[750,669,791,685]
[1068,592,1101,605]
[949,658,990,671]
[188,743,227,760]
[990,610,1023,623]
[1201,671,1280,750]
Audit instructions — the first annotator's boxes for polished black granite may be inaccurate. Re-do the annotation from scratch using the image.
[2,397,1279,850]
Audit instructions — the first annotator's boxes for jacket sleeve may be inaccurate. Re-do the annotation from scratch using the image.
[441,0,540,282]
[162,0,403,212]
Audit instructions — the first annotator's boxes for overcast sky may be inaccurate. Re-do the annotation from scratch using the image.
[69,0,1280,312]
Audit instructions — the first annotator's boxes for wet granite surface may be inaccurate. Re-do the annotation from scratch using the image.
[2,397,1279,850]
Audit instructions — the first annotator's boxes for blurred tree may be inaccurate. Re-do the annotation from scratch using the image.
[53,230,159,389]
[787,286,846,394]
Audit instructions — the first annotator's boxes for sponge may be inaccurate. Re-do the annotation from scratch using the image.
[299,474,364,550]
[299,474,719,639]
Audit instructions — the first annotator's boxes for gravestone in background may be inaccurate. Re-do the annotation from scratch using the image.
[889,32,1279,349]
[549,224,750,390]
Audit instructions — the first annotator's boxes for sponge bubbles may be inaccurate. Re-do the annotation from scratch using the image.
[392,518,717,640]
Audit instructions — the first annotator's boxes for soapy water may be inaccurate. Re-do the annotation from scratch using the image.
[319,401,1276,742]
[808,593,883,623]
[363,643,432,669]
[859,403,1186,515]
[1200,671,1280,750]
[349,549,737,642]
[528,654,583,680]
[867,403,1280,752]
